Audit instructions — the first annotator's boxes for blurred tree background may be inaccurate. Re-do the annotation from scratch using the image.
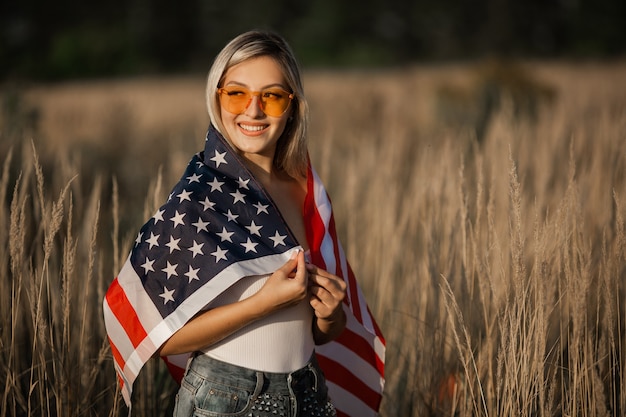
[1,0,625,81]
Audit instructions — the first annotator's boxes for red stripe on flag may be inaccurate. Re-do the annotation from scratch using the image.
[163,357,186,384]
[336,327,383,374]
[317,354,382,412]
[107,335,127,391]
[105,278,148,348]
[107,335,126,372]
[304,170,329,271]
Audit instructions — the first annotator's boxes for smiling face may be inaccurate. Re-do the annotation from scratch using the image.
[218,56,292,170]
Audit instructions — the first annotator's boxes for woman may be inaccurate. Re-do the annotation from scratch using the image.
[104,31,385,417]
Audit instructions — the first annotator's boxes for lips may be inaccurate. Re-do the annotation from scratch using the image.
[238,123,268,132]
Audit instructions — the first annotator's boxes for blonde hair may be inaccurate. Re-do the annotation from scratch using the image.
[206,31,309,178]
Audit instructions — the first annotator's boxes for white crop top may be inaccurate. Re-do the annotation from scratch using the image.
[201,272,315,373]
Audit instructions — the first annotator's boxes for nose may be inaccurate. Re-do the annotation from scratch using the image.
[244,94,265,118]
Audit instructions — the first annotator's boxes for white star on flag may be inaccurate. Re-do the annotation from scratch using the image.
[269,231,287,247]
[230,190,246,204]
[165,236,181,254]
[200,197,216,211]
[224,209,238,223]
[186,173,202,183]
[211,246,228,262]
[141,257,155,273]
[162,261,178,279]
[184,265,200,282]
[246,220,263,236]
[177,189,193,203]
[153,209,165,224]
[159,287,175,304]
[171,210,186,228]
[253,202,269,214]
[216,227,234,242]
[241,238,258,253]
[146,232,160,249]
[210,151,227,168]
[237,177,250,189]
[208,177,225,192]
[188,240,204,258]
[192,218,210,233]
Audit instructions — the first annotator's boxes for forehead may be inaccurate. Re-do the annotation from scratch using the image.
[222,56,287,87]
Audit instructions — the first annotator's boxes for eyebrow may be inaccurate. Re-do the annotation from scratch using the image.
[223,80,289,90]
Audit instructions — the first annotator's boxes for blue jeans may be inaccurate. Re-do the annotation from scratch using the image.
[173,354,336,417]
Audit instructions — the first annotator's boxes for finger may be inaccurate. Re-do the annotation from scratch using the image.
[293,251,307,283]
[306,263,328,277]
[277,250,300,276]
[309,284,340,308]
[306,263,343,283]
[309,292,328,309]
[309,297,325,316]
[309,273,346,294]
[309,295,335,318]
[308,284,327,300]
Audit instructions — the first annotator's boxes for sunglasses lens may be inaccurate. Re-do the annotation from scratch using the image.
[260,89,292,116]
[219,87,293,116]
[218,87,249,114]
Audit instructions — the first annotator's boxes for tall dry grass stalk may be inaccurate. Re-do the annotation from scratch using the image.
[1,61,624,416]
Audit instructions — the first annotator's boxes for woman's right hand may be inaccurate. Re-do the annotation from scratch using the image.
[253,249,308,313]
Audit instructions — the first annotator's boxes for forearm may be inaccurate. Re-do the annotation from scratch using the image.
[313,305,347,345]
[158,294,270,356]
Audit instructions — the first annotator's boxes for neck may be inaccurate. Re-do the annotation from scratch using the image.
[240,153,280,185]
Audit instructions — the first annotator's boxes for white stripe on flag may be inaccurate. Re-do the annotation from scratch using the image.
[317,341,383,393]
[326,381,378,417]
[335,242,362,315]
[311,168,337,274]
[102,299,135,366]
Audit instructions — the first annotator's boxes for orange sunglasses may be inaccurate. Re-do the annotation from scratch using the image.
[217,86,294,117]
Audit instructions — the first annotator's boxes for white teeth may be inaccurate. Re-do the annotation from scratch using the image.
[239,124,266,132]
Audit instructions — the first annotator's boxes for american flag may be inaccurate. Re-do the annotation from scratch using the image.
[103,127,385,416]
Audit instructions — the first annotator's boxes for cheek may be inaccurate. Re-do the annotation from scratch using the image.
[276,112,291,133]
[220,112,239,137]
[220,110,235,125]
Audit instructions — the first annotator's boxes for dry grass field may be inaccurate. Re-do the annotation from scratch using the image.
[1,60,625,416]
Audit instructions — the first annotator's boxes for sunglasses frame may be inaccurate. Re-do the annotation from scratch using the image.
[217,86,295,117]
